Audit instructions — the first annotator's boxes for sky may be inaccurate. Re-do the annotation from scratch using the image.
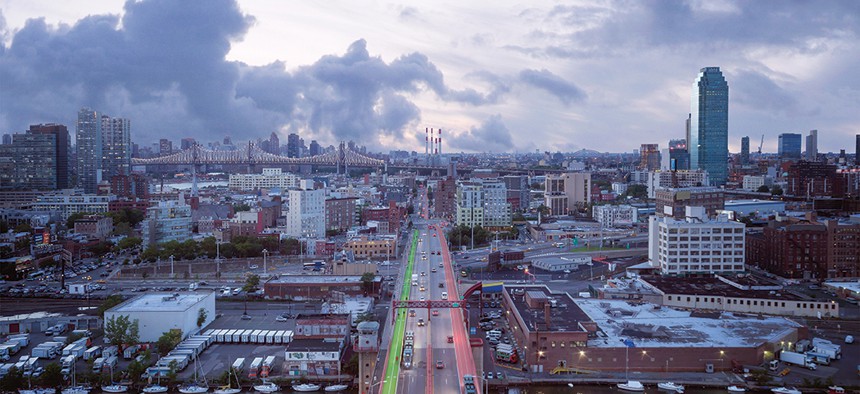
[1,0,858,154]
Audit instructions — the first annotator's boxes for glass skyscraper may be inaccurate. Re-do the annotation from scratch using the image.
[778,133,802,160]
[690,67,729,186]
[76,108,102,193]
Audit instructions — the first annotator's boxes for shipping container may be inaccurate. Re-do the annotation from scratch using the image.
[266,331,277,344]
[83,346,101,361]
[241,330,252,343]
[251,330,264,343]
[232,357,245,372]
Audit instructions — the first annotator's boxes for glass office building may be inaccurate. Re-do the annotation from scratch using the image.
[690,67,729,186]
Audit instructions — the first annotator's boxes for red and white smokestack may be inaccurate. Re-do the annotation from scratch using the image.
[425,127,429,155]
[430,128,435,156]
[438,129,442,156]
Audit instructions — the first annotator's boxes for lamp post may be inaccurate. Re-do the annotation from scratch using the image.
[262,249,268,274]
[170,255,174,277]
[215,240,221,278]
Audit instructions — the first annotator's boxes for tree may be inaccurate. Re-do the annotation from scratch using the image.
[0,366,23,392]
[116,237,142,251]
[104,315,140,348]
[243,274,260,293]
[771,185,784,195]
[512,212,526,222]
[197,308,208,328]
[97,294,125,317]
[39,363,64,388]
[13,222,33,234]
[360,272,376,292]
[354,311,376,324]
[125,359,148,385]
[66,212,91,230]
[756,185,770,193]
[622,184,648,199]
[156,330,183,356]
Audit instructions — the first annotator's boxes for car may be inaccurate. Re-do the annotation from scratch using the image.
[419,286,426,292]
[249,265,259,269]
[431,268,437,273]
[439,262,443,267]
[436,360,444,369]
[432,310,439,316]
[496,372,504,379]
[409,309,416,317]
[417,318,425,326]
[439,282,444,288]
[240,314,252,320]
[421,271,426,276]
[447,336,454,343]
[485,372,494,379]
[275,315,288,322]
[419,296,425,301]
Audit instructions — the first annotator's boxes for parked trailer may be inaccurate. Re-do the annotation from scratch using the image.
[231,330,243,343]
[101,355,118,372]
[266,331,276,344]
[7,334,30,347]
[255,330,268,343]
[123,344,142,359]
[248,357,263,378]
[102,345,119,359]
[92,357,105,372]
[169,350,196,361]
[1,342,20,355]
[232,358,245,372]
[814,345,841,360]
[260,355,276,377]
[283,330,293,344]
[158,355,189,371]
[188,335,213,347]
[241,330,252,343]
[806,351,831,365]
[83,346,101,361]
[25,357,38,371]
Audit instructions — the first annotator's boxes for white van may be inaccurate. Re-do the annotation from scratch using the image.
[441,292,448,300]
[846,335,854,344]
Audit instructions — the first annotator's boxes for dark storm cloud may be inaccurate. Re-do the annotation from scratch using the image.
[0,1,500,147]
[446,115,513,152]
[516,2,860,59]
[731,70,805,115]
[518,69,586,105]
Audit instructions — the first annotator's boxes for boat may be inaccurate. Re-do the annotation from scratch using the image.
[771,388,802,394]
[19,389,55,394]
[101,385,129,393]
[213,366,242,394]
[291,383,321,392]
[179,353,210,393]
[617,381,645,392]
[253,379,280,393]
[829,387,845,394]
[324,384,349,392]
[657,382,684,393]
[213,386,241,394]
[61,387,90,394]
[141,385,169,394]
[727,386,746,393]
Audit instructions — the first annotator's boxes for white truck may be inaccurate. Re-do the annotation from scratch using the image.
[411,274,418,286]
[60,355,75,375]
[779,350,816,370]
[813,344,841,360]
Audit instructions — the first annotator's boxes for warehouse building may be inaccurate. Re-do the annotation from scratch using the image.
[104,292,216,342]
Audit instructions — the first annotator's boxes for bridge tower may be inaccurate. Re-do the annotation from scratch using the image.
[336,141,347,175]
[354,321,380,394]
[246,142,256,174]
[191,143,199,197]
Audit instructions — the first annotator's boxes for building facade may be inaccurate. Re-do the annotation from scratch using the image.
[742,175,772,191]
[433,176,456,219]
[654,187,724,219]
[639,144,660,171]
[786,160,842,198]
[343,235,396,260]
[778,133,802,160]
[544,172,591,215]
[140,199,192,246]
[456,182,484,227]
[646,170,710,198]
[288,188,326,238]
[228,168,300,191]
[325,197,358,232]
[32,190,114,221]
[690,67,729,186]
[76,108,102,193]
[74,215,113,239]
[648,207,745,276]
[593,204,637,228]
[100,115,131,180]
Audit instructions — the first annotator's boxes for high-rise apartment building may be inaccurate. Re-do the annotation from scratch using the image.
[0,124,70,190]
[433,176,457,220]
[288,188,326,238]
[268,132,280,155]
[454,179,512,228]
[856,134,860,165]
[101,115,131,180]
[309,140,321,156]
[740,136,750,165]
[648,206,745,276]
[159,139,173,156]
[76,108,102,193]
[639,144,661,171]
[667,139,690,170]
[287,133,301,158]
[180,138,196,150]
[325,197,358,232]
[805,129,818,161]
[502,175,530,211]
[543,172,591,215]
[778,133,802,160]
[690,67,729,186]
[455,182,484,228]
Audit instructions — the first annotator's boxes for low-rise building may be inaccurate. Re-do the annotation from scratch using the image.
[722,199,785,217]
[654,186,724,219]
[104,292,215,342]
[264,275,382,300]
[342,235,396,260]
[284,339,343,376]
[742,175,772,192]
[531,255,592,272]
[647,170,710,198]
[74,215,113,239]
[140,199,192,246]
[593,204,637,228]
[294,314,351,339]
[648,207,745,276]
[32,190,114,221]
[325,197,358,232]
[228,168,300,191]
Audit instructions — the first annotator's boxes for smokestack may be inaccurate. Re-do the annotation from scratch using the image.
[430,128,435,156]
[438,129,442,156]
[544,302,551,329]
[425,128,429,156]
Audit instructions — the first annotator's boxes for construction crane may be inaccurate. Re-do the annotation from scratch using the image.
[757,134,764,154]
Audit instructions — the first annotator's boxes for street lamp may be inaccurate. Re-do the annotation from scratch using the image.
[169,255,174,277]
[262,249,268,274]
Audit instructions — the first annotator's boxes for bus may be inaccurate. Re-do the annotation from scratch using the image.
[27,270,45,281]
[302,261,326,271]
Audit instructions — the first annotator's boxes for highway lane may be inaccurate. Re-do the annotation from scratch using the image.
[428,228,462,394]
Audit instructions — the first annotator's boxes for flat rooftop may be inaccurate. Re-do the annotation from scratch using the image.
[285,338,342,352]
[641,276,804,301]
[110,292,211,313]
[824,281,860,295]
[576,298,801,348]
[505,285,590,333]
[268,275,381,284]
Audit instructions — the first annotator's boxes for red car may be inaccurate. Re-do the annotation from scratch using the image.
[447,336,454,343]
[436,360,444,369]
[432,310,439,316]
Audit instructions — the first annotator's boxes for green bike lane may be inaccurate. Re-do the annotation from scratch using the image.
[380,229,419,394]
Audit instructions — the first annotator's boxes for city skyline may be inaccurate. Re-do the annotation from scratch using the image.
[1,1,859,153]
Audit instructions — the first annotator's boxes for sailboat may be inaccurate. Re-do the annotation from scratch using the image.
[324,384,349,392]
[213,368,241,394]
[178,356,209,394]
[61,359,91,394]
[101,364,129,393]
[253,379,280,393]
[142,373,168,394]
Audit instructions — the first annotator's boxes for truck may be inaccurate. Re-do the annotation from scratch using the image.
[260,356,276,377]
[0,342,20,355]
[60,354,75,375]
[411,274,418,286]
[232,358,245,373]
[93,357,105,372]
[102,345,119,359]
[813,344,841,360]
[7,334,30,347]
[83,346,101,361]
[248,357,263,378]
[61,343,86,359]
[123,344,141,359]
[101,355,117,372]
[806,351,831,365]
[31,342,63,359]
[779,350,816,370]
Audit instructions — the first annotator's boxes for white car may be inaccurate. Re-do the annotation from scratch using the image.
[275,315,288,322]
[420,296,425,301]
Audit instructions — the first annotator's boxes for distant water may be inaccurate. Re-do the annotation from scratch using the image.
[157,180,228,191]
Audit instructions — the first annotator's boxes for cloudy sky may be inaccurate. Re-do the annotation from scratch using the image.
[1,0,858,154]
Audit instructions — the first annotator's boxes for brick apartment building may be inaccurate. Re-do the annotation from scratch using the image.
[786,160,844,198]
[361,201,403,234]
[747,214,860,279]
[325,197,358,232]
[433,176,456,219]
